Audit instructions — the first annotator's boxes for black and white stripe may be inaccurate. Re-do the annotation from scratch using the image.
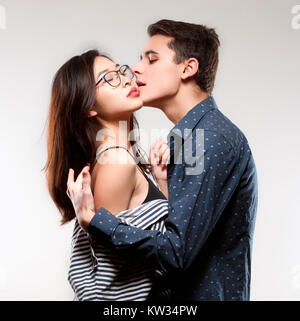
[68,199,169,301]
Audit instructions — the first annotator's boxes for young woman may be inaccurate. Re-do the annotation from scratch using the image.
[43,50,170,300]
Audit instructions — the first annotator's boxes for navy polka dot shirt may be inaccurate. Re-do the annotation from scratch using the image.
[88,96,258,301]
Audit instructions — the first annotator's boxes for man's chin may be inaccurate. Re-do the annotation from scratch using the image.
[139,94,161,108]
[139,95,150,106]
[141,104,162,110]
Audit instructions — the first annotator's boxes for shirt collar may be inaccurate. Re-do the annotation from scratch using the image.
[167,96,218,142]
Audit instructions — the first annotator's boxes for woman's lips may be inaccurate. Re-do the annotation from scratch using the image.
[127,87,140,97]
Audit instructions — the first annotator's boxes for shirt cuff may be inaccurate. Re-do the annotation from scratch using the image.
[87,207,120,239]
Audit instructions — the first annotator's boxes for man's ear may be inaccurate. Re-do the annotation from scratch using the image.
[88,110,98,117]
[181,58,199,80]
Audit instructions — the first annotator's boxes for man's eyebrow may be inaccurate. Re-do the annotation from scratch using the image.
[97,64,120,79]
[139,50,159,60]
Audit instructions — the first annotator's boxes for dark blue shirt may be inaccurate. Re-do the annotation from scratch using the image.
[88,96,258,301]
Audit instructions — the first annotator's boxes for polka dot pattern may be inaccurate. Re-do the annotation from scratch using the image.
[88,96,258,301]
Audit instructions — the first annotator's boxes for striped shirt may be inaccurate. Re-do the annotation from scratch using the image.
[68,198,169,301]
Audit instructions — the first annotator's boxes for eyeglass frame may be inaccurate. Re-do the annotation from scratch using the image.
[95,64,135,88]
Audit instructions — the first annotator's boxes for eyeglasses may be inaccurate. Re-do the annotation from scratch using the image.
[95,65,136,88]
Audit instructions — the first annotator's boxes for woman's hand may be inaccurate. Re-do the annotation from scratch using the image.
[149,138,170,181]
[149,139,170,198]
[66,165,95,232]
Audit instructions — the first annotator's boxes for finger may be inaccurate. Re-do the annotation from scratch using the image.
[67,168,75,193]
[149,150,159,165]
[152,139,166,158]
[153,148,160,164]
[154,143,168,165]
[158,138,166,146]
[67,168,74,185]
[149,141,160,164]
[150,140,160,154]
[149,146,154,163]
[82,172,92,198]
[76,165,90,186]
[161,148,170,165]
[66,189,70,198]
[152,138,164,148]
[156,139,166,157]
[158,143,169,157]
[153,139,163,151]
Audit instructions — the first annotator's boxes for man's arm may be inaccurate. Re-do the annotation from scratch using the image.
[87,132,243,273]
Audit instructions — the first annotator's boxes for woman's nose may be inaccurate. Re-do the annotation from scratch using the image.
[121,74,132,87]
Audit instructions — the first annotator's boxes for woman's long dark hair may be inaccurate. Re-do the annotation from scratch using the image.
[43,50,151,225]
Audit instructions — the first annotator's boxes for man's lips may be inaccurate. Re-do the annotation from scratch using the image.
[127,87,140,97]
[136,80,146,87]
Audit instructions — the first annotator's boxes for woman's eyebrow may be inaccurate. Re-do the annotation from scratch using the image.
[139,50,159,60]
[97,69,108,78]
[97,64,120,78]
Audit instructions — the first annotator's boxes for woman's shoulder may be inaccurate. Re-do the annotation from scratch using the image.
[93,144,137,171]
[91,145,137,194]
[91,146,138,213]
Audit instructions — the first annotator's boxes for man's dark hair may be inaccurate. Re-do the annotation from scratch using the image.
[148,19,220,94]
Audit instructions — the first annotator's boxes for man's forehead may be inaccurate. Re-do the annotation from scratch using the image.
[142,34,173,54]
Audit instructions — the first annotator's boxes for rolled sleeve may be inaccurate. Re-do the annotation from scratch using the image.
[88,207,120,241]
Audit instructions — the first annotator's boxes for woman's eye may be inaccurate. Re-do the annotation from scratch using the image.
[149,59,157,64]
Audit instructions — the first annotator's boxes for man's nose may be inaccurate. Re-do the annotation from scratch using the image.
[132,60,143,75]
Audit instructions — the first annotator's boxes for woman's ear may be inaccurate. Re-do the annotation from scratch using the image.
[181,58,199,80]
[88,110,98,117]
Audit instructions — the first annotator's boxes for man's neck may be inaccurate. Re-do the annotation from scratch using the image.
[159,89,209,125]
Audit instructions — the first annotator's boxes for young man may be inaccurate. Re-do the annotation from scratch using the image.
[67,20,258,301]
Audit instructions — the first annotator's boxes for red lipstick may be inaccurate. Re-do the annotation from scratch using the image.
[127,87,140,97]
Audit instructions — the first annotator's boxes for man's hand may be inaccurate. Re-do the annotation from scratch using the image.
[66,165,95,232]
[149,139,170,198]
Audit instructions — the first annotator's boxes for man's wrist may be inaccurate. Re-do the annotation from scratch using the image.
[87,207,121,240]
[79,209,96,232]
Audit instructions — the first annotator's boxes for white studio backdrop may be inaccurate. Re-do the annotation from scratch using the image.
[0,0,299,300]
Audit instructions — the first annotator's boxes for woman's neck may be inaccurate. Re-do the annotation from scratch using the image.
[96,117,132,151]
